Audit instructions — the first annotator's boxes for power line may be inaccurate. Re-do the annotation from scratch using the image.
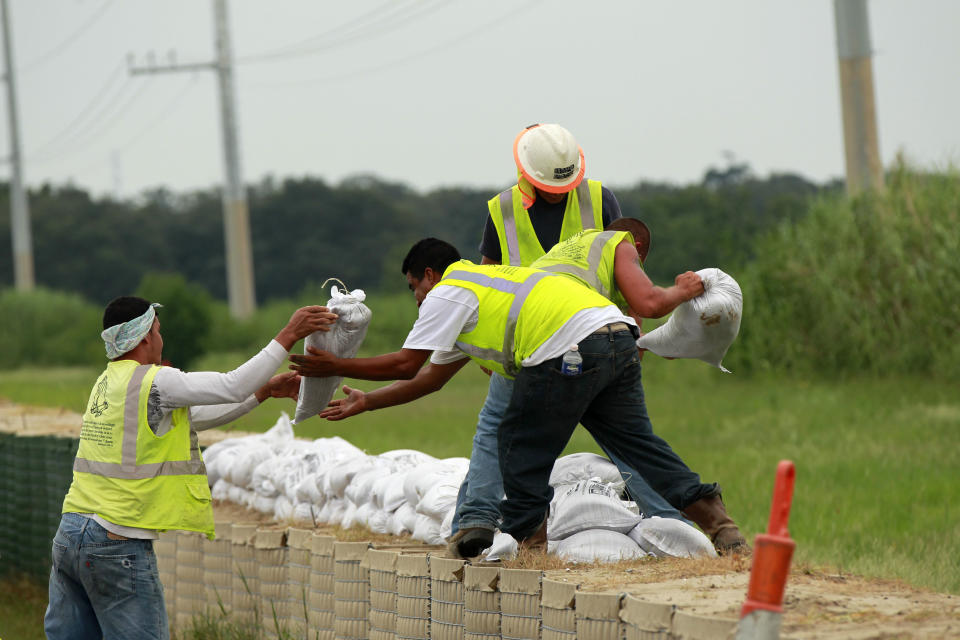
[238,0,453,64]
[30,68,154,164]
[66,74,200,181]
[18,0,115,74]
[25,60,128,161]
[250,0,545,88]
[238,0,399,60]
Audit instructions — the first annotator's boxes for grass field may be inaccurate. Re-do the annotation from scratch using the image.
[1,354,958,609]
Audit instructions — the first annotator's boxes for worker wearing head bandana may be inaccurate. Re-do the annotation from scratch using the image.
[46,296,337,640]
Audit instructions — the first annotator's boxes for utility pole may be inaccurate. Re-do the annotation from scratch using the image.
[129,0,256,317]
[1,0,34,290]
[834,0,884,195]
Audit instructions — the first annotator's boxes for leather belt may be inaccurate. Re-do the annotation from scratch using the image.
[592,321,631,335]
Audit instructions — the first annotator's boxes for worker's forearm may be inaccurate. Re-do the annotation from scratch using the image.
[330,352,421,381]
[635,286,689,319]
[364,377,440,411]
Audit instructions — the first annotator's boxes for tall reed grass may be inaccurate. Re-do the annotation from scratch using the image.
[727,162,960,378]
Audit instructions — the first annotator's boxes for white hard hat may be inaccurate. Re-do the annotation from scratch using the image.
[513,123,585,193]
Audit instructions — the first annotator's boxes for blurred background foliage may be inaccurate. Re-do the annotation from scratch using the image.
[1,160,955,379]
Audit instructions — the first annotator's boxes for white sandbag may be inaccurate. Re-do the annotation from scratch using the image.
[548,478,642,541]
[317,497,346,525]
[274,494,294,522]
[203,441,246,487]
[403,458,467,507]
[483,532,518,562]
[292,501,318,525]
[549,452,623,487]
[354,502,374,528]
[636,268,742,372]
[379,471,411,512]
[251,459,280,498]
[627,516,718,558]
[416,474,464,520]
[227,484,248,505]
[395,502,419,534]
[554,529,649,563]
[211,478,230,501]
[412,514,444,545]
[295,472,325,505]
[294,285,372,423]
[368,508,391,535]
[340,501,359,529]
[327,455,374,498]
[263,411,296,442]
[345,462,392,505]
[387,511,410,537]
[226,445,275,488]
[378,449,436,467]
[252,494,276,515]
[439,507,455,540]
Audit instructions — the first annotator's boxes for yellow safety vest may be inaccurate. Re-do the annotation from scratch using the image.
[435,260,614,377]
[531,229,640,312]
[62,360,215,538]
[488,179,604,266]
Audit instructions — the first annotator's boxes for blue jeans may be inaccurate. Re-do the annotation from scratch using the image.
[45,512,169,640]
[451,368,688,536]
[497,326,717,539]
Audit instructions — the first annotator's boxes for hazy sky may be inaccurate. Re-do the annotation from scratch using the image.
[4,0,959,199]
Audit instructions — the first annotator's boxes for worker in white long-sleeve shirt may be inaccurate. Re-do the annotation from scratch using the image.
[45,295,337,640]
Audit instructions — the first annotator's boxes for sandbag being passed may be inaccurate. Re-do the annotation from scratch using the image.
[636,267,742,372]
[294,284,372,423]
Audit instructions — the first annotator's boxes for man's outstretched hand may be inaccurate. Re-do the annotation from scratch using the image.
[319,385,367,421]
[289,346,339,377]
[255,371,301,403]
[275,306,338,350]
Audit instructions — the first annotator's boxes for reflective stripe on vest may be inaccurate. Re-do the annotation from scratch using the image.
[537,230,617,299]
[494,180,600,266]
[447,268,552,377]
[72,364,203,480]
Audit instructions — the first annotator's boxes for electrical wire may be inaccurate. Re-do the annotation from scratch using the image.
[250,0,545,88]
[30,69,155,164]
[18,0,115,74]
[238,0,453,64]
[25,60,128,161]
[65,74,200,181]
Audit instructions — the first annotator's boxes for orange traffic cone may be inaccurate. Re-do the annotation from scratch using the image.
[736,460,796,639]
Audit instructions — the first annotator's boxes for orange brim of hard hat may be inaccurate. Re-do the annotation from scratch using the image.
[513,126,586,194]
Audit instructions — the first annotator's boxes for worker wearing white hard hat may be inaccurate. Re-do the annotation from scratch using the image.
[442,124,690,558]
[479,123,623,267]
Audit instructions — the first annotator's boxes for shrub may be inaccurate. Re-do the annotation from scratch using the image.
[726,162,960,378]
[0,288,102,369]
[136,273,214,370]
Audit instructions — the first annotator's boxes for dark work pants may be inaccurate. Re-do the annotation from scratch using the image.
[497,325,717,539]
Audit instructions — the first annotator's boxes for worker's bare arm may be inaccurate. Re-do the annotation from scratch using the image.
[289,347,430,381]
[614,241,703,318]
[480,255,501,265]
[319,359,469,421]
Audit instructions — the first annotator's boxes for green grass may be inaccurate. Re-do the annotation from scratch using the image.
[0,574,47,640]
[2,359,958,599]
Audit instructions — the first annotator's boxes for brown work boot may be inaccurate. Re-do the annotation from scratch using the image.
[447,527,495,559]
[516,518,548,554]
[682,494,751,556]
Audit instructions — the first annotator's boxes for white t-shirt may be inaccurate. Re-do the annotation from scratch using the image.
[402,283,635,367]
[86,339,288,539]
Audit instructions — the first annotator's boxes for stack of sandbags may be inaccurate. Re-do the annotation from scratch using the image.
[204,424,714,562]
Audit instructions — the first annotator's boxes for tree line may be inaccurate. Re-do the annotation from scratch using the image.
[0,163,834,306]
